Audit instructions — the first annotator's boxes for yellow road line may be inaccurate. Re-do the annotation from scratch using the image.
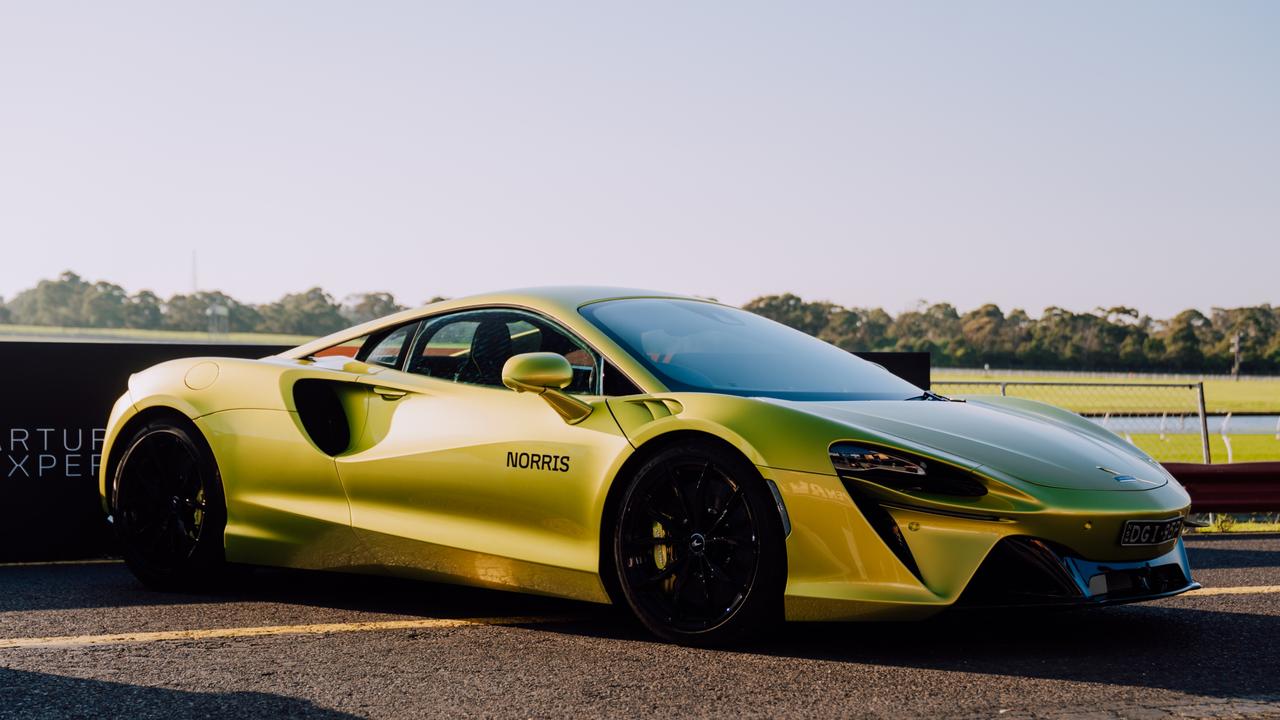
[0,559,122,568]
[0,616,561,650]
[1184,585,1280,597]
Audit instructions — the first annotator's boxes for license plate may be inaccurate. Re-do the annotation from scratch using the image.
[1119,517,1183,546]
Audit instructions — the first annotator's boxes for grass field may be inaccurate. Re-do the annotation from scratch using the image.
[935,369,1280,414]
[0,324,314,346]
[1126,433,1280,464]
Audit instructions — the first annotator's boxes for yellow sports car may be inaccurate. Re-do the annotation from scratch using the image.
[99,287,1197,643]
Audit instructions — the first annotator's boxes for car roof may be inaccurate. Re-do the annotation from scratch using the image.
[461,285,694,311]
[283,286,706,361]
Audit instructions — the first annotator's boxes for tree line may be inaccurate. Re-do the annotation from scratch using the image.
[1,272,1276,373]
[0,271,417,336]
[744,294,1280,373]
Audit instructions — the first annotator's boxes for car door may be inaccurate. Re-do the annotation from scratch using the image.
[334,307,634,600]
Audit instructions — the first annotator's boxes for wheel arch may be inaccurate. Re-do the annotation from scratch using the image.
[596,428,779,605]
[102,406,206,514]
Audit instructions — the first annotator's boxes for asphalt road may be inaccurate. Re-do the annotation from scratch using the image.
[2,535,1279,719]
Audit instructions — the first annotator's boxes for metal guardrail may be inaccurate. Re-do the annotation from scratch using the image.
[1164,462,1280,513]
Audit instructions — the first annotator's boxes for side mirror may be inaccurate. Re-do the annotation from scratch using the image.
[502,352,573,392]
[502,353,593,425]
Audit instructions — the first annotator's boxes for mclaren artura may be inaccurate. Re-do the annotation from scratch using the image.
[100,287,1197,643]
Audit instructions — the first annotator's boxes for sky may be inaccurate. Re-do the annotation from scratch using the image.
[0,1,1276,317]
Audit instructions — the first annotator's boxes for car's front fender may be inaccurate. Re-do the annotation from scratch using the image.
[607,393,892,476]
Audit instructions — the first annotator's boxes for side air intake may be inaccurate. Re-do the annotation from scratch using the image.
[293,380,351,456]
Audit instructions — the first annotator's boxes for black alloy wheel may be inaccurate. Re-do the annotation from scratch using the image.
[613,442,785,644]
[112,416,227,590]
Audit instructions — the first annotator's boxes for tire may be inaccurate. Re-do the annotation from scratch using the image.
[611,441,786,645]
[110,415,227,590]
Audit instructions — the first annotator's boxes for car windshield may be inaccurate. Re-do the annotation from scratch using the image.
[580,298,922,401]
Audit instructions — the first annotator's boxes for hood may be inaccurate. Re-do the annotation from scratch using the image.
[781,398,1168,492]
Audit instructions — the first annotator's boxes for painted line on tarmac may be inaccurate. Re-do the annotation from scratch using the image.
[1185,584,1280,597]
[0,616,565,650]
[0,559,122,568]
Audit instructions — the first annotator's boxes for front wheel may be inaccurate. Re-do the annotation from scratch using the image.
[110,416,227,590]
[612,442,786,645]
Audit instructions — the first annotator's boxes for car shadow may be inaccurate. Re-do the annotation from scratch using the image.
[535,603,1280,701]
[0,561,615,620]
[0,667,359,720]
[763,604,1280,698]
[236,565,1280,702]
[1188,545,1280,569]
[1184,533,1280,569]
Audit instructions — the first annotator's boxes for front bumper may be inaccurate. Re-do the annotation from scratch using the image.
[761,467,1196,621]
[957,536,1199,608]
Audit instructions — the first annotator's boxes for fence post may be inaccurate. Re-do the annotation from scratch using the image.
[1196,382,1211,464]
[1221,412,1234,464]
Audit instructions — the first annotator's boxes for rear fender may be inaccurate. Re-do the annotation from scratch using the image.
[101,355,384,510]
[98,392,139,511]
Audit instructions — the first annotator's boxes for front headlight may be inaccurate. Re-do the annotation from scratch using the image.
[829,442,987,497]
[830,445,927,476]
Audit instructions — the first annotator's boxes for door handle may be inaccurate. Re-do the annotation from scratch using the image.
[372,386,408,400]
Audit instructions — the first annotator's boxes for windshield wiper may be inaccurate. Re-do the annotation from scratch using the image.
[905,390,953,402]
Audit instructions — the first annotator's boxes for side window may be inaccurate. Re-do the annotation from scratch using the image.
[313,335,367,358]
[556,343,597,394]
[508,320,542,355]
[603,359,643,396]
[358,322,418,368]
[407,319,479,380]
[406,309,599,393]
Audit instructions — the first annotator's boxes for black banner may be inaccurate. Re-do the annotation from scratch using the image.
[0,342,927,562]
[853,352,930,391]
[0,342,289,562]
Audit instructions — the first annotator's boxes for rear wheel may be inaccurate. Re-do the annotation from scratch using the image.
[612,442,785,645]
[111,416,227,590]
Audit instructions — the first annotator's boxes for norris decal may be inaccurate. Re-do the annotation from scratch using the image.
[506,451,571,473]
